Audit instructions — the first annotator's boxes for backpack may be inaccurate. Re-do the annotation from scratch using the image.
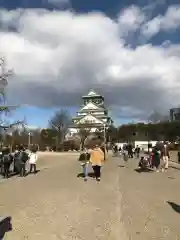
[78,152,90,162]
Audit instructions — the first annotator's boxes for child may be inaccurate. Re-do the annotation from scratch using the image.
[29,149,38,174]
[78,148,90,181]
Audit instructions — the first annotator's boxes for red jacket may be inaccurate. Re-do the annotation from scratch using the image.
[151,152,155,164]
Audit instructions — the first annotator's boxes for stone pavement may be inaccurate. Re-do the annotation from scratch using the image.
[0,153,180,239]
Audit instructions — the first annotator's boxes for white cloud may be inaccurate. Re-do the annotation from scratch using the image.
[141,5,180,38]
[0,6,180,120]
[118,5,146,35]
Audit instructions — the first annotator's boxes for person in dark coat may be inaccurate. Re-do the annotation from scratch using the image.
[127,144,133,158]
[153,147,160,172]
[13,149,20,173]
[100,144,108,161]
[135,145,140,158]
[0,151,3,174]
[177,151,180,163]
[2,147,12,178]
[18,146,29,177]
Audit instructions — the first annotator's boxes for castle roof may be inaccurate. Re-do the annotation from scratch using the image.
[82,89,104,98]
[79,102,106,112]
[72,114,110,120]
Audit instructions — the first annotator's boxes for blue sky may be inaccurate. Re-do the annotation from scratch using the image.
[1,0,180,127]
[11,106,77,128]
[11,105,132,128]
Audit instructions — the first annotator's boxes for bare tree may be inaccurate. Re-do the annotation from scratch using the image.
[76,123,92,150]
[0,57,24,145]
[49,109,71,148]
[0,57,13,129]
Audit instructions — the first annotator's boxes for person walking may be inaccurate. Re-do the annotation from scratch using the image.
[177,151,180,163]
[2,147,12,178]
[29,149,38,174]
[100,143,108,161]
[19,146,29,177]
[127,144,133,158]
[112,145,118,157]
[90,145,106,181]
[122,145,128,162]
[13,148,22,174]
[0,151,3,174]
[135,145,140,158]
[78,148,90,181]
[153,147,161,172]
[161,143,170,172]
[13,149,19,173]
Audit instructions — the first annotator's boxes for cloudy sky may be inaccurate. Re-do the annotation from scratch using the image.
[1,0,180,127]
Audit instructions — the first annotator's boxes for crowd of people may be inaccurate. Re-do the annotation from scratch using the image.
[112,143,140,160]
[0,145,38,179]
[138,143,170,172]
[0,140,176,182]
[78,141,173,182]
[112,142,171,172]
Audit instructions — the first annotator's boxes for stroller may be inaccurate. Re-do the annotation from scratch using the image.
[138,155,150,170]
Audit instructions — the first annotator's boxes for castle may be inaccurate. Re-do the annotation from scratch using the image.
[68,89,113,136]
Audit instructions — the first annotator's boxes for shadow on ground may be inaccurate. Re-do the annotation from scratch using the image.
[118,165,126,168]
[0,171,19,178]
[134,168,154,173]
[77,172,95,178]
[168,176,176,180]
[0,216,12,240]
[28,170,40,175]
[167,201,180,214]
[18,170,41,177]
[0,170,41,179]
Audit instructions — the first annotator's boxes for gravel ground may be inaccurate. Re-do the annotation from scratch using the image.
[0,153,127,240]
[116,155,180,240]
[0,152,180,239]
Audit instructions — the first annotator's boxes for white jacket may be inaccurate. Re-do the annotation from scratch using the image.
[29,153,38,164]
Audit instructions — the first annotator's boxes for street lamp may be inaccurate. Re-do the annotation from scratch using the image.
[28,132,31,149]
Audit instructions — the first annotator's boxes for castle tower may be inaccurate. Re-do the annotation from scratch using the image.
[69,89,113,135]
